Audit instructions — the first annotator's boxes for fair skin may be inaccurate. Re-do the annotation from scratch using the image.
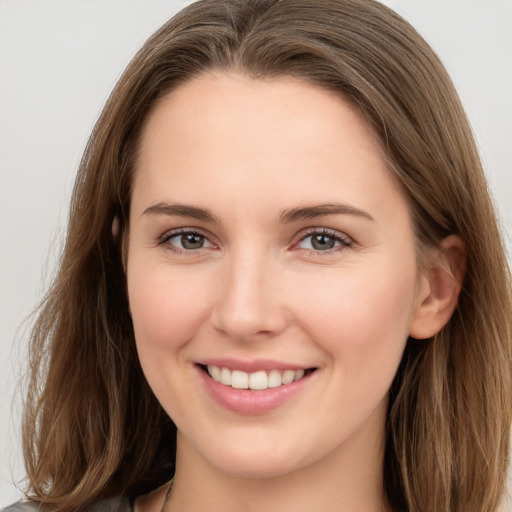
[128,72,463,512]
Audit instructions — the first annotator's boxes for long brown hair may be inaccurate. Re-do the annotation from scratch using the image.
[23,1,512,511]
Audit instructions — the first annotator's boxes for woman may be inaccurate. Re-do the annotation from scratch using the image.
[6,0,512,511]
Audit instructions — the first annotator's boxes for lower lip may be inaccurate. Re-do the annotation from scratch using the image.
[197,367,313,415]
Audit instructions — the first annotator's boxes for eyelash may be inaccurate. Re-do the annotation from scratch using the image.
[295,228,353,255]
[158,227,352,255]
[159,228,215,256]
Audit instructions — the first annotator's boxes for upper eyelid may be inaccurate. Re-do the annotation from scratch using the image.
[293,230,353,259]
[158,228,217,255]
[295,227,352,243]
[157,226,353,250]
[160,226,213,241]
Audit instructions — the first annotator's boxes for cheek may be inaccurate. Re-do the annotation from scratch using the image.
[288,261,417,372]
[127,263,219,418]
[127,263,214,358]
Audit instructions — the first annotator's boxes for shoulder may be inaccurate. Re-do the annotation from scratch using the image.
[1,502,41,512]
[86,496,132,512]
[1,496,132,512]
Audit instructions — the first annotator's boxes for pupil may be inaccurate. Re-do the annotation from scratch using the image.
[312,234,335,250]
[181,233,204,249]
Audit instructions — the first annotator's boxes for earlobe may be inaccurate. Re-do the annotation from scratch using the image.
[409,235,466,340]
[112,215,120,239]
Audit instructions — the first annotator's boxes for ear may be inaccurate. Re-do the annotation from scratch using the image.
[112,215,120,239]
[409,235,466,340]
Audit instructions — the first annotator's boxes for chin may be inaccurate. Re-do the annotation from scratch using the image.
[192,432,318,480]
[209,452,304,480]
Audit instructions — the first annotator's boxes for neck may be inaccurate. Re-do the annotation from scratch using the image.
[166,418,388,512]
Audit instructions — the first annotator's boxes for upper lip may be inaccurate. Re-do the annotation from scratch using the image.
[197,358,312,373]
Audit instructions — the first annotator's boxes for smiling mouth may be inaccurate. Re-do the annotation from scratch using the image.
[200,365,316,391]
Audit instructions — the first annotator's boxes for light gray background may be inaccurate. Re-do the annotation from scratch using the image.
[1,0,511,508]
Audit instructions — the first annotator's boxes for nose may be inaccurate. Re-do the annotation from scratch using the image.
[210,249,289,342]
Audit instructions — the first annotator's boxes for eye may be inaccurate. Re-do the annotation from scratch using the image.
[162,229,214,252]
[297,229,351,252]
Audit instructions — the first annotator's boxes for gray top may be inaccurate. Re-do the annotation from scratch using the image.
[2,496,132,512]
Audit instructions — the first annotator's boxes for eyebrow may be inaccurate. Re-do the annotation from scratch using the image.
[279,203,375,223]
[142,202,219,222]
[142,201,374,224]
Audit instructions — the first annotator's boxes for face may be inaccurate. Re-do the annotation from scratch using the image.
[127,72,429,480]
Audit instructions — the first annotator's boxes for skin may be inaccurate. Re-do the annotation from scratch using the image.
[128,72,463,512]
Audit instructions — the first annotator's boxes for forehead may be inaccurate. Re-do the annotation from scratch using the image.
[138,72,381,156]
[132,71,407,223]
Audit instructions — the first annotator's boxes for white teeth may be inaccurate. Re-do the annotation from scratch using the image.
[281,370,296,385]
[206,365,308,390]
[249,370,267,390]
[210,366,221,382]
[267,369,282,388]
[220,367,232,386]
[231,370,249,389]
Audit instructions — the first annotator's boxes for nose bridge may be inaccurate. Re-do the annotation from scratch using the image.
[212,244,286,340]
